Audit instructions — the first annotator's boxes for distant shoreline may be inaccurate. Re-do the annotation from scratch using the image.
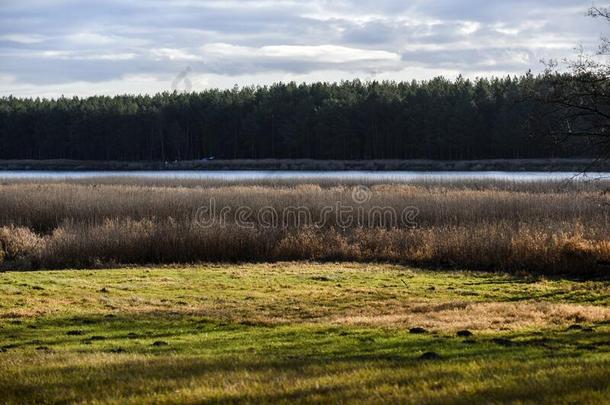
[0,158,608,172]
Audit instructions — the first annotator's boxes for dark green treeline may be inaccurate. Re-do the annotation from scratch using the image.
[0,75,589,161]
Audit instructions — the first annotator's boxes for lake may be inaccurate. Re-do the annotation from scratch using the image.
[0,170,609,182]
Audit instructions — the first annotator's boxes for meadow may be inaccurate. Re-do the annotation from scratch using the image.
[0,177,608,274]
[0,263,609,404]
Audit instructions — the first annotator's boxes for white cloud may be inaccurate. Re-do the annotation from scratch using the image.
[0,76,168,98]
[39,50,137,61]
[459,21,481,35]
[262,45,399,63]
[0,34,47,44]
[151,48,202,61]
[67,32,119,45]
[65,32,150,47]
[202,43,400,63]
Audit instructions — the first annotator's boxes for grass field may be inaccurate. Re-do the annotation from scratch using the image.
[1,263,609,404]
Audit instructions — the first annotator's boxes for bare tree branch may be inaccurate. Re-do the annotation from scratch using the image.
[529,6,610,161]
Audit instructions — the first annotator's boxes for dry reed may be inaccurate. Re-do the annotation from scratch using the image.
[0,178,608,273]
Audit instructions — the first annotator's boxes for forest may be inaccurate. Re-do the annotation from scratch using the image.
[0,74,596,161]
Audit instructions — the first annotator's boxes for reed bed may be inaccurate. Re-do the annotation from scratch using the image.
[0,178,608,274]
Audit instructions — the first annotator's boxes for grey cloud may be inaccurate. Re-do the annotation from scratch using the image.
[341,20,400,45]
[0,0,605,94]
[411,0,586,22]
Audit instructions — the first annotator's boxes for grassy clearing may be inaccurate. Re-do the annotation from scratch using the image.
[1,263,609,404]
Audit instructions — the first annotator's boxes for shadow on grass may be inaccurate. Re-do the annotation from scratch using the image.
[2,341,609,404]
[1,312,609,403]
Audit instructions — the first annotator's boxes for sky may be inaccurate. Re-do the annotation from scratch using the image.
[0,0,607,98]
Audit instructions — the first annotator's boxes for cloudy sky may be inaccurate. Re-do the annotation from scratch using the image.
[0,0,606,97]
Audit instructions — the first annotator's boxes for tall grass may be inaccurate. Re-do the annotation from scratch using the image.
[0,178,608,274]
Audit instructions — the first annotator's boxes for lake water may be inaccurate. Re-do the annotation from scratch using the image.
[0,170,609,182]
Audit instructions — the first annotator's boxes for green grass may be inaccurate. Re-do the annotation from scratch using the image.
[1,263,609,404]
